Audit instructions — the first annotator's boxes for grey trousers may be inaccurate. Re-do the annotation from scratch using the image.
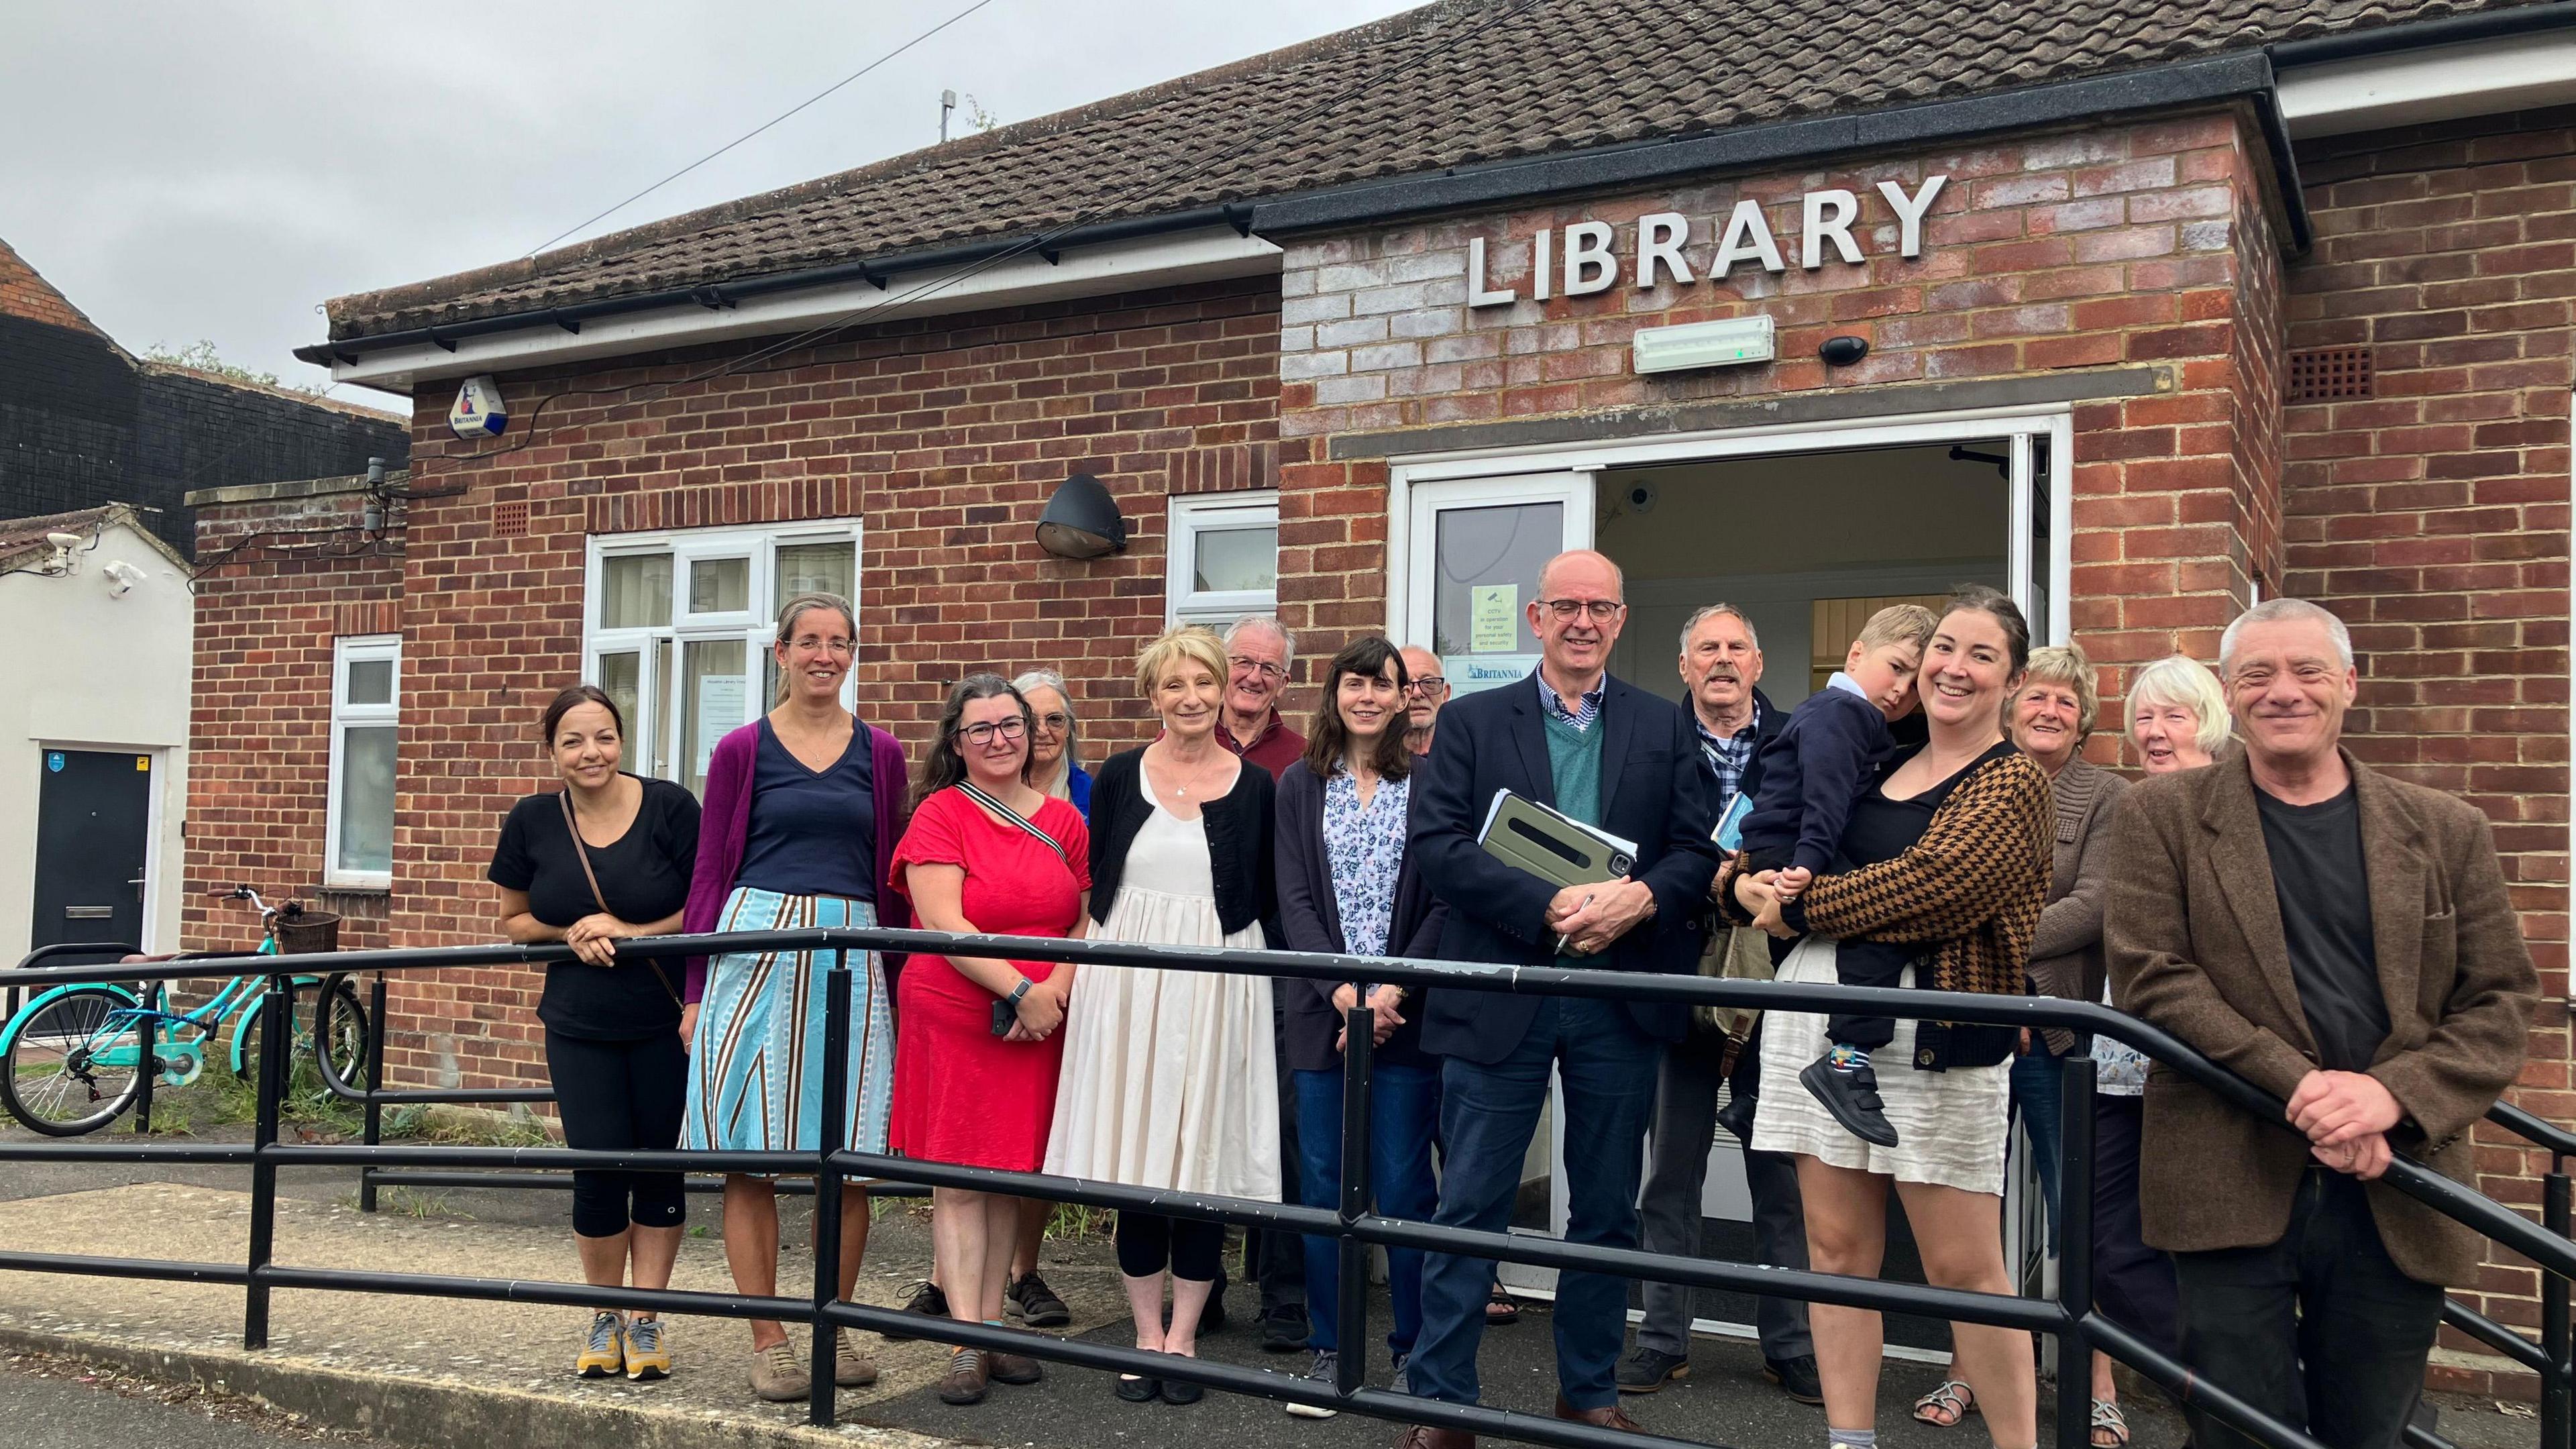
[1635,1034,1813,1360]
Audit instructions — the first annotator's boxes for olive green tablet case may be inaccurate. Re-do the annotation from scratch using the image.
[1477,789,1638,888]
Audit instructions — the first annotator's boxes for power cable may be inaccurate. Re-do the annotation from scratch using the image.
[525,0,1002,258]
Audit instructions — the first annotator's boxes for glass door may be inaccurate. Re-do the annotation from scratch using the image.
[1401,472,1593,698]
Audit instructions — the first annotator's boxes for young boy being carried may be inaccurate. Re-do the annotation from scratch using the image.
[1730,602,1936,1147]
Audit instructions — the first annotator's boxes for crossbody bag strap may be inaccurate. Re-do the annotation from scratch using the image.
[953,780,1071,869]
[560,788,683,1008]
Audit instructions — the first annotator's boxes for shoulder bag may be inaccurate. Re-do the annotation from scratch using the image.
[560,788,684,1008]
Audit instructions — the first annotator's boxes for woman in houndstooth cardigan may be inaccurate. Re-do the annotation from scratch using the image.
[1723,584,2051,1449]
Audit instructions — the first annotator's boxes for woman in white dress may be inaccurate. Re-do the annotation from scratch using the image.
[1723,585,2052,1449]
[1044,624,1281,1407]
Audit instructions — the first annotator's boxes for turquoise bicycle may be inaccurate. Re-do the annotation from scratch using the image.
[0,886,371,1136]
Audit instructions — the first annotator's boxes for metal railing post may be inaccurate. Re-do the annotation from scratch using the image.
[1335,1003,1375,1397]
[808,957,853,1427]
[2546,1161,2570,1449]
[360,973,388,1213]
[2056,1054,2098,1449]
[244,973,289,1349]
[131,977,154,1135]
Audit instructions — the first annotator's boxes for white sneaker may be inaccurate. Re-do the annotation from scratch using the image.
[1285,1348,1340,1418]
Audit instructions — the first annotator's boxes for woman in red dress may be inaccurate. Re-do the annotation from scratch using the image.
[890,674,1091,1407]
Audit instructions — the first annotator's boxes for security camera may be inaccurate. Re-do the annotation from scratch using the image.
[101,560,144,596]
[44,531,78,551]
[1622,482,1658,514]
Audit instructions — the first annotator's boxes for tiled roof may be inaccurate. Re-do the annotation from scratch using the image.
[325,0,2528,340]
[0,506,132,569]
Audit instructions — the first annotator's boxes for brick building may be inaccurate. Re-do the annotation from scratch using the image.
[0,237,411,558]
[192,0,2570,1389]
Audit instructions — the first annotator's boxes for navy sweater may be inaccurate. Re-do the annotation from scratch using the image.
[1735,683,1895,875]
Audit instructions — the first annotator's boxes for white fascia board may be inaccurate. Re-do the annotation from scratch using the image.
[2277,32,2576,138]
[329,226,1284,392]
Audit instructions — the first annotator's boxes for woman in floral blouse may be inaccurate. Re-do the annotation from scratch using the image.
[1272,635,1446,1411]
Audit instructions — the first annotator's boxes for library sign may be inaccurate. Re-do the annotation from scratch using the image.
[1465,175,1949,306]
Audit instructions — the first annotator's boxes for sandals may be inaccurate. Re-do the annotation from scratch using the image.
[2090,1399,2131,1448]
[1913,1379,1978,1428]
[1485,1285,1521,1326]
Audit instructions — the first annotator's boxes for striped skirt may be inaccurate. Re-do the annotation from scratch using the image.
[682,888,894,1161]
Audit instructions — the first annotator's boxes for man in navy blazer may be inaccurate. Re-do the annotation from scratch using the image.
[1395,550,1719,1449]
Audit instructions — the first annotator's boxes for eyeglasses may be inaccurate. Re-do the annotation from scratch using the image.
[1033,712,1072,733]
[957,718,1028,747]
[1537,598,1625,623]
[1403,677,1448,696]
[1228,655,1288,681]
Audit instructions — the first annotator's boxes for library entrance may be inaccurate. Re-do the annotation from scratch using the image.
[1386,407,2072,1354]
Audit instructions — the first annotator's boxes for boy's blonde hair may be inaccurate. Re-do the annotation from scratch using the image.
[1854,603,1939,655]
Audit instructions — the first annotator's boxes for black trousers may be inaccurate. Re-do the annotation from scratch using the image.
[1743,845,1902,1051]
[1118,1211,1227,1283]
[543,1028,688,1238]
[2091,1093,2180,1356]
[2171,1168,2443,1449]
[1242,983,1307,1309]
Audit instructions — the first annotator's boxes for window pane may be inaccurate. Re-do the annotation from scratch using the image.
[689,557,749,614]
[335,725,396,875]
[1432,501,1560,695]
[1192,525,1277,594]
[775,542,855,609]
[598,651,641,743]
[682,639,748,798]
[345,657,393,706]
[601,554,672,629]
[648,638,673,781]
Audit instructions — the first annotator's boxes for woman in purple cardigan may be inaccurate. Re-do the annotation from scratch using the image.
[680,591,911,1404]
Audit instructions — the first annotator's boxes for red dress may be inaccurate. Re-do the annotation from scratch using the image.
[888,789,1091,1171]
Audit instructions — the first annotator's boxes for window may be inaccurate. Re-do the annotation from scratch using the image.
[325,635,399,890]
[1167,493,1279,629]
[585,523,863,798]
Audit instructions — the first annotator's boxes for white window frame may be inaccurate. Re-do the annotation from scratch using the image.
[1166,492,1280,629]
[324,635,400,891]
[582,520,865,796]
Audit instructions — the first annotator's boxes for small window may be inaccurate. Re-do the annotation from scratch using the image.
[1167,493,1279,629]
[326,635,399,890]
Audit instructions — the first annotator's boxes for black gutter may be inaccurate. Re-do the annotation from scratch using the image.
[2269,1,2576,68]
[302,48,2316,367]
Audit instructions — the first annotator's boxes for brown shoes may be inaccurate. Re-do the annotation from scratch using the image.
[1393,1428,1474,1449]
[937,1348,991,1405]
[1555,1395,1645,1431]
[833,1328,879,1388]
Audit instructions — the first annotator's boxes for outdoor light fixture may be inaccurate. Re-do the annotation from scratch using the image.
[1036,472,1127,559]
[1819,334,1871,367]
[1631,315,1776,374]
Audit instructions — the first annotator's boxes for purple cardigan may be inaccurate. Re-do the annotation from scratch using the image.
[681,719,912,1002]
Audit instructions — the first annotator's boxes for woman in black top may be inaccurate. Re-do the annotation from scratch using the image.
[491,684,700,1384]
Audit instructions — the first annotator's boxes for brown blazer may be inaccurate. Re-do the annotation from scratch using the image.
[2028,757,2128,1056]
[2105,747,2538,1286]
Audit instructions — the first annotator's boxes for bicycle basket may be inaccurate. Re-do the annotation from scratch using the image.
[270,909,342,955]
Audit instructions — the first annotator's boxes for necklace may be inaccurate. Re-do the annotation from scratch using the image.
[1164,747,1230,799]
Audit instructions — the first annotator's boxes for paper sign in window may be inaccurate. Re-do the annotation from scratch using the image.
[1470,584,1519,653]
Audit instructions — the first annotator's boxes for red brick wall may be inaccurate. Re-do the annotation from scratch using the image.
[1277,110,2286,725]
[357,278,1278,1092]
[186,482,403,953]
[2284,108,2575,1393]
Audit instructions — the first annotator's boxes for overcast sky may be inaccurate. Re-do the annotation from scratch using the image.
[0,1,1421,413]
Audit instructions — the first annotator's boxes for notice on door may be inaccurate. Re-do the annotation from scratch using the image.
[694,675,746,780]
[1469,584,1519,653]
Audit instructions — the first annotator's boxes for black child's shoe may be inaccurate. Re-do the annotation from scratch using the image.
[1799,1051,1899,1148]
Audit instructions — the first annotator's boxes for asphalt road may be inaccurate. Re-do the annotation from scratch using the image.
[0,1353,349,1448]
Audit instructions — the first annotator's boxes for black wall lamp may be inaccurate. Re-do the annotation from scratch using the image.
[1819,334,1870,367]
[1036,471,1128,559]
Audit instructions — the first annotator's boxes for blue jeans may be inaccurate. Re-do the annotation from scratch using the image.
[2010,1044,2065,1252]
[1406,998,1661,1411]
[1293,1060,1441,1358]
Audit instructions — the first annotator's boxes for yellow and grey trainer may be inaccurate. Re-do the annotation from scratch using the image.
[576,1309,625,1379]
[624,1315,670,1381]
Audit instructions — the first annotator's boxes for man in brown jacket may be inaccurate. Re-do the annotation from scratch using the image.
[2106,598,2537,1449]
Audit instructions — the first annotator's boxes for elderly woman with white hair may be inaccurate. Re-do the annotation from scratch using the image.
[1015,669,1093,820]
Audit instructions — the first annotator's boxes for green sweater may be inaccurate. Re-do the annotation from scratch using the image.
[1544,711,1607,964]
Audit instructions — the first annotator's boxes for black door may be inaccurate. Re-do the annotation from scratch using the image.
[30,749,154,964]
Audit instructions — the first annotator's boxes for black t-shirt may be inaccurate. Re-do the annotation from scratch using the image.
[489,777,701,1040]
[2256,782,2388,1073]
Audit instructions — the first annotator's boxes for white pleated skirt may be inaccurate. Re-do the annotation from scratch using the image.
[1752,936,2010,1196]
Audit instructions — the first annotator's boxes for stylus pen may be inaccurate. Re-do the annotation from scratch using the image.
[1554,891,1595,957]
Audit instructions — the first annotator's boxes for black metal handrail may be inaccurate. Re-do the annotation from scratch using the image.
[3,927,2567,1449]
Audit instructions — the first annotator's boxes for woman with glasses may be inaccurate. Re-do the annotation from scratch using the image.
[1046,625,1281,1407]
[1274,637,1446,1412]
[1015,669,1091,818]
[890,674,1089,1405]
[681,592,908,1404]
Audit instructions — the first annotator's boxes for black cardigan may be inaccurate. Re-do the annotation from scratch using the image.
[1274,759,1448,1071]
[1088,746,1279,938]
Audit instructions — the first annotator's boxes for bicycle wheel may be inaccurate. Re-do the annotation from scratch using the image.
[236,977,370,1106]
[314,975,370,1095]
[1,986,145,1136]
